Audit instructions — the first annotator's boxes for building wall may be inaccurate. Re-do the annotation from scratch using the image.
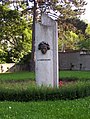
[1,51,90,73]
[59,51,90,70]
[0,63,29,73]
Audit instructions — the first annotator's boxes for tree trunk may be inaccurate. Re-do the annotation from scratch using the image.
[30,0,36,72]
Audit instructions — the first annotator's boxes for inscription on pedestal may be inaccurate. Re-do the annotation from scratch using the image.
[37,59,51,61]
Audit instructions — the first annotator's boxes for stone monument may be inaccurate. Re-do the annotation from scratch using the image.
[35,14,58,87]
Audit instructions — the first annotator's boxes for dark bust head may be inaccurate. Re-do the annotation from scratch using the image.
[38,41,50,54]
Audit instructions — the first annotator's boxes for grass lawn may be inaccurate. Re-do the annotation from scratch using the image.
[0,71,90,90]
[0,72,35,81]
[0,71,90,81]
[60,71,90,81]
[0,97,90,119]
[0,71,90,119]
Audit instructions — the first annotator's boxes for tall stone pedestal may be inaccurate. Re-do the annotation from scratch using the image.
[35,14,58,87]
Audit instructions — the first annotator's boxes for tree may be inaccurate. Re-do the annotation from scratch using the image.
[56,0,87,51]
[65,18,88,34]
[0,0,87,63]
[58,19,88,51]
[58,31,80,51]
[0,4,32,63]
[78,23,90,50]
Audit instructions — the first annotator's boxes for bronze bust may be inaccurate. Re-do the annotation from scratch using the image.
[38,41,50,54]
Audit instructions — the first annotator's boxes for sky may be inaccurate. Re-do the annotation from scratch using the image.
[81,0,90,23]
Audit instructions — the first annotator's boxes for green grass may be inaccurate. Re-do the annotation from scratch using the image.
[0,71,36,92]
[0,70,90,81]
[0,80,36,91]
[60,71,90,81]
[0,72,35,81]
[0,71,90,101]
[0,97,90,119]
[0,71,90,118]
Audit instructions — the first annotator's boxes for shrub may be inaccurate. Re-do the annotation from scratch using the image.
[0,81,90,101]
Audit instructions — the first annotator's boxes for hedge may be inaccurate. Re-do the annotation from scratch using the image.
[0,81,90,101]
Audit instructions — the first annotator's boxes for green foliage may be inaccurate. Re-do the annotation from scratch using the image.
[86,24,90,34]
[0,49,7,63]
[0,81,90,101]
[58,19,88,51]
[77,23,90,50]
[66,18,88,34]
[56,0,87,51]
[78,38,90,50]
[0,4,32,63]
[0,0,87,62]
[58,31,80,50]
